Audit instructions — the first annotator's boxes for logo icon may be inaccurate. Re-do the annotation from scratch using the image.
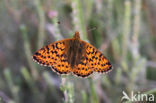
[122,91,130,101]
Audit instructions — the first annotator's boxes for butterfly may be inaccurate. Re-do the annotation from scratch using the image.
[33,31,112,78]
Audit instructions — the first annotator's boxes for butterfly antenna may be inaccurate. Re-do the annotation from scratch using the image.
[87,27,97,32]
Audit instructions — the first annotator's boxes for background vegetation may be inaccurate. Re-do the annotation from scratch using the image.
[0,0,156,103]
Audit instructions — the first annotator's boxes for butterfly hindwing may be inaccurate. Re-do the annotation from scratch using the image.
[33,39,72,74]
[72,60,93,77]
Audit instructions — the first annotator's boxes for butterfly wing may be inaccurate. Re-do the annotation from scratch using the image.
[83,41,112,73]
[72,41,112,77]
[33,39,72,74]
[72,62,93,78]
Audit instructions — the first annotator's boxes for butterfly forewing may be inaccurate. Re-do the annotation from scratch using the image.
[82,41,112,73]
[33,39,72,74]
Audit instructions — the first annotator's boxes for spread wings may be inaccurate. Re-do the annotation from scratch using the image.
[33,39,72,74]
[72,41,112,77]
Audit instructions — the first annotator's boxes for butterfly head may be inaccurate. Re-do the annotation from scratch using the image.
[73,31,80,40]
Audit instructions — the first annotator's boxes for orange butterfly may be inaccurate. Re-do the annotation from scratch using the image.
[33,31,112,78]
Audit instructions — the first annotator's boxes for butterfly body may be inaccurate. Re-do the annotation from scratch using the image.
[33,31,112,78]
[66,37,85,68]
